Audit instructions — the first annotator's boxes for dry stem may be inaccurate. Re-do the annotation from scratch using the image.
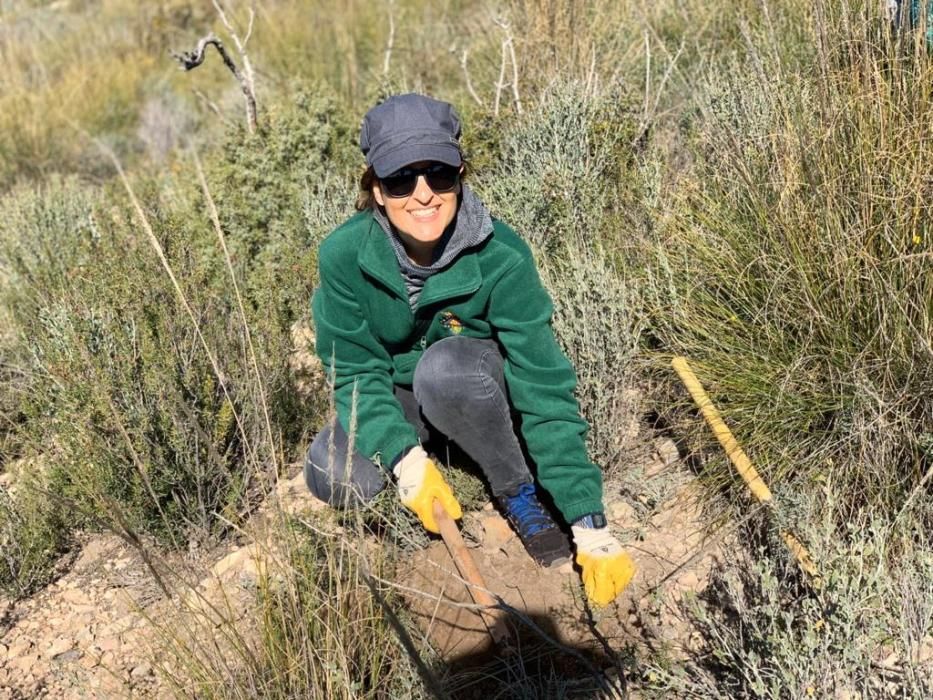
[172,32,257,133]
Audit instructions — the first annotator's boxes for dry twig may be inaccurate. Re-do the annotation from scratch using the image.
[382,0,396,77]
[172,1,258,134]
[458,48,484,107]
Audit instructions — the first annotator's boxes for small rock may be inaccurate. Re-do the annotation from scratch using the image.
[7,639,34,659]
[481,513,514,548]
[8,652,39,674]
[96,635,121,653]
[130,662,153,679]
[75,538,114,571]
[641,457,667,479]
[274,471,328,514]
[212,547,253,579]
[53,648,81,664]
[61,588,91,606]
[482,501,494,511]
[0,642,7,659]
[101,615,133,635]
[653,438,681,467]
[79,653,100,670]
[46,636,73,658]
[677,570,701,589]
[608,500,636,524]
[914,636,933,666]
[834,688,861,700]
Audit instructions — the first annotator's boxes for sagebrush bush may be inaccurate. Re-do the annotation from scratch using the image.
[0,466,71,598]
[474,83,647,471]
[646,493,933,698]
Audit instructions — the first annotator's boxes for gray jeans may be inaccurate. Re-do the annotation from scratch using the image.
[304,336,533,507]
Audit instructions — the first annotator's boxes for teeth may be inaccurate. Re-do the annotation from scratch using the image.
[411,207,438,219]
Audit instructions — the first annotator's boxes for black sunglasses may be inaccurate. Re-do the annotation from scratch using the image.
[379,163,461,198]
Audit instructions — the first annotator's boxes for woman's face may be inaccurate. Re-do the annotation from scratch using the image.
[373,161,462,250]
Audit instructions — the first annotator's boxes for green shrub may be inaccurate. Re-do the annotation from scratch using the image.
[0,89,358,594]
[646,4,933,518]
[0,467,71,598]
[645,495,933,698]
[158,515,430,699]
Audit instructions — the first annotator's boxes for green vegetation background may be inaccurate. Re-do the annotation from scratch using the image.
[0,0,931,696]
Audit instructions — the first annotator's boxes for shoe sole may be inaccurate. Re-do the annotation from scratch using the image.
[544,554,572,569]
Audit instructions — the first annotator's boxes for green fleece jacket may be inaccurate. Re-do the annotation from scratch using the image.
[312,209,603,523]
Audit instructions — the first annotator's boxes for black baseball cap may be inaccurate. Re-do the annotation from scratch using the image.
[360,94,462,178]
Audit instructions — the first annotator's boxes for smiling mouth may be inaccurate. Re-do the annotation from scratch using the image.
[410,207,439,219]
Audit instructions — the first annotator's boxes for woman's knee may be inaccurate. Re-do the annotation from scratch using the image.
[304,425,386,507]
[413,336,502,408]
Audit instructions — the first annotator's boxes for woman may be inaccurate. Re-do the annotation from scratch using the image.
[305,93,634,606]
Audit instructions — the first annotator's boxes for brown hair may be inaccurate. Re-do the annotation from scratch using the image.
[355,166,378,211]
[354,160,470,212]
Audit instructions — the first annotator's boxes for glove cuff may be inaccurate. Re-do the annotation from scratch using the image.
[571,525,623,555]
[393,445,428,479]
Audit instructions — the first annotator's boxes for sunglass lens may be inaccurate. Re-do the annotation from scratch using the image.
[382,172,417,198]
[381,164,460,198]
[425,165,459,192]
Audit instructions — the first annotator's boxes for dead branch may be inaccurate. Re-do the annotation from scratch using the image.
[172,33,257,134]
[493,39,507,117]
[492,18,522,117]
[212,1,256,101]
[382,0,396,77]
[458,48,484,107]
[504,27,522,114]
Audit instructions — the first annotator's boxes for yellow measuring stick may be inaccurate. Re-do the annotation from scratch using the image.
[671,356,820,582]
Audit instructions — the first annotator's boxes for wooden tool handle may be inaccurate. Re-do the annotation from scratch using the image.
[433,500,510,645]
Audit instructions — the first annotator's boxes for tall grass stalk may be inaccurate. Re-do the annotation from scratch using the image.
[193,147,277,474]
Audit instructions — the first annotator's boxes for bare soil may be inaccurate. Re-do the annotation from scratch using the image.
[1,434,722,698]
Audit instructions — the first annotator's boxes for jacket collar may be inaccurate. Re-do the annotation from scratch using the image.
[357,214,482,307]
[358,218,407,297]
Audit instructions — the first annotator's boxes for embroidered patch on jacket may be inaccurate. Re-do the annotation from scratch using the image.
[440,311,464,335]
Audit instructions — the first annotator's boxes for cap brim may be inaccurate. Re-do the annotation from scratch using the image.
[372,143,462,178]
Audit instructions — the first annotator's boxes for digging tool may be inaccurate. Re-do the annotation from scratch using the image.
[432,500,511,645]
[671,356,821,584]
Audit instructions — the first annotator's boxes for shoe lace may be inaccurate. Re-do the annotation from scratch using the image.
[504,483,554,537]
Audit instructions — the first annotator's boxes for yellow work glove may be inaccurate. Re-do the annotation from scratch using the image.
[572,525,636,607]
[393,446,462,534]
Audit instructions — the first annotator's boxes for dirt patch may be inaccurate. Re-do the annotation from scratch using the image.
[400,438,726,670]
[0,470,326,699]
[0,532,176,698]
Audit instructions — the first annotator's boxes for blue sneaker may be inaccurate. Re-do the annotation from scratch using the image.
[498,483,572,568]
